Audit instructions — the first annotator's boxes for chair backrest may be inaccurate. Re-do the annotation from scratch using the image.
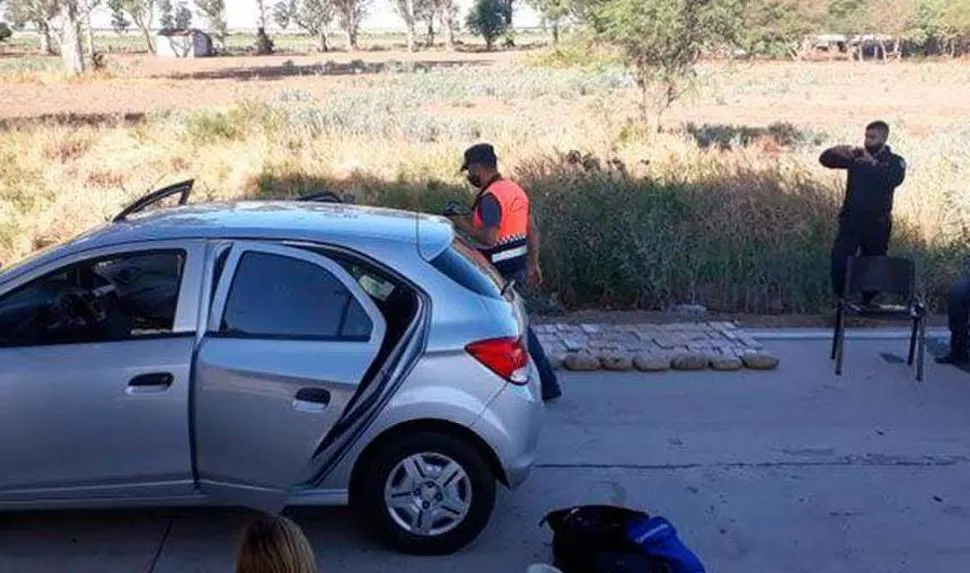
[844,255,916,298]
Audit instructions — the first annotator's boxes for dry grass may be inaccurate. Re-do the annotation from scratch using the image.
[1,50,968,313]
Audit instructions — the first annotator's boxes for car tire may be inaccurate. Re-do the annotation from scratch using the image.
[357,430,497,555]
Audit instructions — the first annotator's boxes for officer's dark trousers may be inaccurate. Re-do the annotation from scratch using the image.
[526,325,562,400]
[830,214,892,300]
[510,270,562,400]
[947,274,970,357]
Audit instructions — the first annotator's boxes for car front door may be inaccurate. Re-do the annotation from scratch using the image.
[193,241,387,511]
[0,240,204,505]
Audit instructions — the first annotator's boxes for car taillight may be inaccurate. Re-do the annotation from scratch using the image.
[465,337,530,385]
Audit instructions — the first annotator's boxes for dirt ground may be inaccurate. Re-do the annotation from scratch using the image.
[0,50,511,122]
[3,50,970,135]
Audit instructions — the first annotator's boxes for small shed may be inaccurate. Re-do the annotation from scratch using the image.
[155,28,214,58]
[795,34,850,60]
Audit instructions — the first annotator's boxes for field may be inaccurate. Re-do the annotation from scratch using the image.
[1,34,968,315]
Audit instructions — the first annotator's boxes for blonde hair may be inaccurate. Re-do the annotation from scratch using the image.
[235,513,319,573]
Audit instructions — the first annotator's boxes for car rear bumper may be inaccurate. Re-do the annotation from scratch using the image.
[470,369,543,490]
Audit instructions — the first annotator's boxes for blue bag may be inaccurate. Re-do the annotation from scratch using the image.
[627,516,705,573]
[541,505,705,573]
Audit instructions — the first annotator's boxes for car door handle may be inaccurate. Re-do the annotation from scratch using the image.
[128,372,174,389]
[293,387,331,413]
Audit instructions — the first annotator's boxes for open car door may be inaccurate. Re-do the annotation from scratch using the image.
[193,240,387,512]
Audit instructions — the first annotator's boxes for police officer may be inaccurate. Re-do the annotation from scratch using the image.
[449,143,563,402]
[937,267,970,365]
[820,120,906,304]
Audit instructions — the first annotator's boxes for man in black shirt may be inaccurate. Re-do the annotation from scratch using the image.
[820,120,906,304]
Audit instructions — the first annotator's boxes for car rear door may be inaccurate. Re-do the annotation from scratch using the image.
[193,240,387,512]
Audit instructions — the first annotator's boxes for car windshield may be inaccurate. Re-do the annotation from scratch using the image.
[0,243,62,284]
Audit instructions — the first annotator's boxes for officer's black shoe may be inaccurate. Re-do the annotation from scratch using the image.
[935,352,969,365]
[542,389,562,402]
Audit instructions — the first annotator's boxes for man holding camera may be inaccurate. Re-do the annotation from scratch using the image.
[447,143,563,402]
[820,120,907,304]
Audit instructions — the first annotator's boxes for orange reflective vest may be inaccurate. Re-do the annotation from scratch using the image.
[472,178,530,277]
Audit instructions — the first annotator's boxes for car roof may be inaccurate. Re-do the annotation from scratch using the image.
[83,201,436,245]
[3,201,455,279]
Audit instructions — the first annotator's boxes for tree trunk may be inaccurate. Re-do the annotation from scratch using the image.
[635,67,661,135]
[426,17,435,47]
[405,23,416,52]
[38,21,57,56]
[440,8,455,50]
[346,27,356,51]
[404,0,416,52]
[257,0,267,29]
[552,21,559,46]
[85,12,96,63]
[318,28,329,52]
[142,26,155,54]
[58,2,85,76]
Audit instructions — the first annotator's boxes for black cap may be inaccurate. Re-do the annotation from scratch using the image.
[460,143,498,171]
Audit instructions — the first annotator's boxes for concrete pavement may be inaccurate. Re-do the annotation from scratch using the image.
[1,337,969,573]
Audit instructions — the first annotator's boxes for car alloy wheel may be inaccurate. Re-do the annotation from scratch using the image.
[384,452,473,536]
[356,430,497,555]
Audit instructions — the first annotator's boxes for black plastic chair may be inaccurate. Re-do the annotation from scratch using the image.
[831,255,927,381]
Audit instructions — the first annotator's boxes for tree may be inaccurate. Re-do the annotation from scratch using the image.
[498,0,513,26]
[587,0,743,132]
[527,0,571,45]
[332,0,369,50]
[109,1,130,31]
[272,0,293,27]
[57,0,85,75]
[394,0,427,51]
[912,0,970,56]
[108,0,156,53]
[256,0,266,27]
[739,0,827,58]
[950,0,970,55]
[195,0,226,50]
[174,0,191,27]
[288,0,334,51]
[0,21,12,42]
[158,0,173,27]
[466,0,507,50]
[860,0,915,60]
[6,0,59,54]
[437,0,456,49]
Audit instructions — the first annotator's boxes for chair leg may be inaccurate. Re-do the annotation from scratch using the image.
[831,305,843,360]
[916,316,926,383]
[907,317,918,366]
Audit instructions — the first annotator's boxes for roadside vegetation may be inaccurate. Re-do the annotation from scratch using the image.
[1,0,968,314]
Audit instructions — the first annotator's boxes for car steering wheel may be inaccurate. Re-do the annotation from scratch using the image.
[50,286,111,332]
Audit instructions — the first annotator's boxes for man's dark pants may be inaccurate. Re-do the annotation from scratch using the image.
[831,213,892,301]
[510,270,562,400]
[947,274,970,358]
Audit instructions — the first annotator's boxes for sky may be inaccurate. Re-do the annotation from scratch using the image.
[87,0,544,32]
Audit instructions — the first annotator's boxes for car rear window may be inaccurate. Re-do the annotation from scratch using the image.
[429,238,506,299]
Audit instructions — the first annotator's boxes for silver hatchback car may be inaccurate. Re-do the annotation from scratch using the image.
[0,181,543,555]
